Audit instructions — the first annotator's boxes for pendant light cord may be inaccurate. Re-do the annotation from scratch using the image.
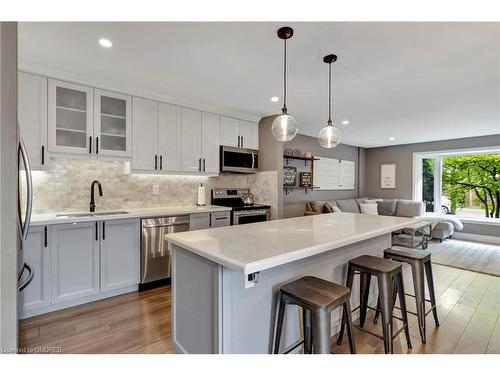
[328,62,332,125]
[283,38,287,114]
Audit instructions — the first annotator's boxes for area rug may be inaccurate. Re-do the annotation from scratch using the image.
[428,239,500,277]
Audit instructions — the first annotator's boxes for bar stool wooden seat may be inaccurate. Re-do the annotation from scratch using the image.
[273,276,356,354]
[337,255,412,354]
[373,246,439,343]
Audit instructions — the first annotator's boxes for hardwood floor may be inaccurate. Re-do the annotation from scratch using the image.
[19,264,500,354]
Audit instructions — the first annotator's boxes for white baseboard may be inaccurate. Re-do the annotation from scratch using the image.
[453,232,500,245]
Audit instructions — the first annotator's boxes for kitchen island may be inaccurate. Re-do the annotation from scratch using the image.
[165,212,419,354]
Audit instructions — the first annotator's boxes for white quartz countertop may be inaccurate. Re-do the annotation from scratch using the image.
[165,212,420,275]
[30,205,231,225]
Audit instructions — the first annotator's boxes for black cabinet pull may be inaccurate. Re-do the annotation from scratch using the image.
[96,137,99,154]
[102,222,106,240]
[41,146,45,165]
[203,158,206,171]
[95,222,98,241]
[89,136,92,154]
[198,158,201,171]
[155,155,158,170]
[241,136,244,148]
[237,136,240,147]
[44,226,48,247]
[160,155,163,170]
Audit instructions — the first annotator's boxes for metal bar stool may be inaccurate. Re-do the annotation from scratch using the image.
[337,255,412,354]
[273,276,356,354]
[373,246,439,343]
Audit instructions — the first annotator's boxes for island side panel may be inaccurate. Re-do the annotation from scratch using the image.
[221,234,391,354]
[172,245,222,354]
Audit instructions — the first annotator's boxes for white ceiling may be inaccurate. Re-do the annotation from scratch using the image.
[18,22,500,148]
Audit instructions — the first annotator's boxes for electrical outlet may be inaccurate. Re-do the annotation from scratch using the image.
[152,184,159,195]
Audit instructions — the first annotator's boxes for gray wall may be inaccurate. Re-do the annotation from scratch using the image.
[282,134,365,218]
[258,115,285,218]
[365,134,500,236]
[0,22,19,352]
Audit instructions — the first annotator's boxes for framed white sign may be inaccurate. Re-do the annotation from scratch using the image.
[380,164,396,189]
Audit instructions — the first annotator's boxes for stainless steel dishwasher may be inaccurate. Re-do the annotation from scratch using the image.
[140,215,190,284]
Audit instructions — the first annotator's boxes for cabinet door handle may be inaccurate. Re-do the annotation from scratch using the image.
[95,222,98,241]
[237,135,240,147]
[44,226,48,248]
[203,158,206,171]
[160,155,163,170]
[155,155,158,170]
[102,222,106,240]
[41,146,45,165]
[89,136,92,154]
[96,137,99,154]
[198,158,201,171]
[241,136,244,148]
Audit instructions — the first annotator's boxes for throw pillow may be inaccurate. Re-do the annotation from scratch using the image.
[396,200,424,218]
[336,199,361,213]
[377,201,397,216]
[364,199,383,204]
[360,203,378,215]
[331,206,342,213]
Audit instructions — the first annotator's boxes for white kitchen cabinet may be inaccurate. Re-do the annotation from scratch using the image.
[94,89,132,158]
[51,222,100,303]
[220,116,240,147]
[339,160,355,190]
[190,213,211,230]
[201,112,220,173]
[158,102,181,171]
[239,120,259,149]
[181,107,202,172]
[220,116,258,149]
[210,211,231,227]
[18,72,48,169]
[100,219,140,292]
[132,97,159,171]
[20,226,50,312]
[48,79,94,155]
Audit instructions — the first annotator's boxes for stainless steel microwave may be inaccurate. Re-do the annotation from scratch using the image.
[220,145,259,173]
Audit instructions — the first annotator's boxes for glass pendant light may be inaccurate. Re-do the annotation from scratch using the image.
[272,27,298,142]
[318,54,341,148]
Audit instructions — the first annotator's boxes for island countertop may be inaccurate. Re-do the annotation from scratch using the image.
[165,212,420,275]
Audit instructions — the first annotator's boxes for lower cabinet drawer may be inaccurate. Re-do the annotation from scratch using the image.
[211,212,231,227]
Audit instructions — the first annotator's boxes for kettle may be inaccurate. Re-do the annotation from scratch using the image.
[241,192,255,206]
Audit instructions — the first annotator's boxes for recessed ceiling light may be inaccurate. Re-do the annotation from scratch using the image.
[389,137,396,141]
[341,120,349,125]
[271,96,279,102]
[98,38,112,48]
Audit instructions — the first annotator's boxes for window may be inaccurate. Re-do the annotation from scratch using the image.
[413,147,500,221]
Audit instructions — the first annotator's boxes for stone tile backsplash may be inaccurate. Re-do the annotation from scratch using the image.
[30,156,278,217]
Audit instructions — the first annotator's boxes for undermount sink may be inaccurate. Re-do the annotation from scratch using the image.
[56,211,129,218]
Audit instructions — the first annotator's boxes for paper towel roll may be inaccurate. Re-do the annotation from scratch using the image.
[197,184,206,206]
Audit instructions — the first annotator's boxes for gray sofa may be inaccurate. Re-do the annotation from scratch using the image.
[305,198,455,241]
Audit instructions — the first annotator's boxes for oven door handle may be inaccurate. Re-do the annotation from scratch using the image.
[233,210,269,217]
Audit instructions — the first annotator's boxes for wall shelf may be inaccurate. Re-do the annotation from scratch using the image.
[283,154,317,194]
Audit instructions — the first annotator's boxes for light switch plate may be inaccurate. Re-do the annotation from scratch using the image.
[152,184,159,195]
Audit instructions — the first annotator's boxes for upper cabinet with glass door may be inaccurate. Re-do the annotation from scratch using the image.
[48,79,93,155]
[94,90,132,157]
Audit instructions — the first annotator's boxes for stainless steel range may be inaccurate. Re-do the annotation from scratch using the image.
[211,188,270,225]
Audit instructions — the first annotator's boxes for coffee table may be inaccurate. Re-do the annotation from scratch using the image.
[392,221,433,249]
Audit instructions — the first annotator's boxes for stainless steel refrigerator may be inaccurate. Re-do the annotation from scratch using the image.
[17,138,34,294]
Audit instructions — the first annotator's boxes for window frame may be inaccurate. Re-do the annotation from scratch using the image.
[412,146,500,220]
